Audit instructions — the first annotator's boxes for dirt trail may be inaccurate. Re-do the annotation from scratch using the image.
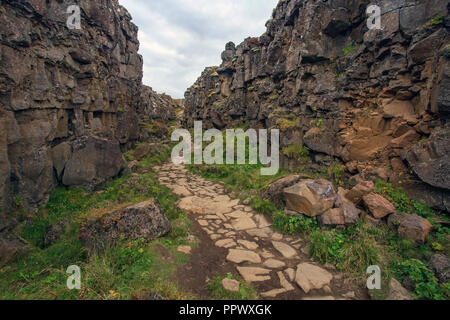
[155,162,368,300]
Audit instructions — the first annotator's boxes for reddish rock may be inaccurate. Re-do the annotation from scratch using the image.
[397,214,433,244]
[318,208,345,227]
[363,193,396,219]
[345,181,375,204]
[283,180,337,217]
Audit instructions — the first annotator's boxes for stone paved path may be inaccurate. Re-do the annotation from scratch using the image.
[155,162,365,300]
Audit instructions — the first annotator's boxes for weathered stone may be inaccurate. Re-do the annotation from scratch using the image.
[345,181,374,204]
[237,240,258,250]
[178,196,235,215]
[404,128,450,191]
[283,180,337,217]
[226,249,261,264]
[387,278,412,300]
[363,193,396,219]
[63,137,124,190]
[79,200,171,253]
[222,278,240,292]
[397,214,433,244]
[272,241,297,259]
[261,288,287,298]
[429,254,450,283]
[237,267,271,282]
[318,208,345,227]
[264,259,286,269]
[215,239,236,248]
[261,174,304,208]
[231,217,257,231]
[295,263,333,294]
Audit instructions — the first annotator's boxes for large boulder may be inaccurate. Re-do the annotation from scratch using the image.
[62,137,125,190]
[363,193,396,219]
[79,200,171,252]
[283,180,337,217]
[389,213,432,244]
[261,174,304,208]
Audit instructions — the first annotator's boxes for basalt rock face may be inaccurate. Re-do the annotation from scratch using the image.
[0,0,174,212]
[184,0,450,212]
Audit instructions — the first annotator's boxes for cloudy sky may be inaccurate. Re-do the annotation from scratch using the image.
[119,0,278,98]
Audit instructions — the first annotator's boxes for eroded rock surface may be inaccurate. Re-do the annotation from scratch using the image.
[183,0,450,212]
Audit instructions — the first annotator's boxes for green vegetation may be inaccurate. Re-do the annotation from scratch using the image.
[277,118,300,131]
[208,274,258,300]
[342,44,359,56]
[423,14,444,29]
[269,89,279,101]
[0,144,194,300]
[282,143,310,160]
[394,259,449,300]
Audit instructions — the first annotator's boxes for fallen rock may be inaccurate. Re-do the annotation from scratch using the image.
[345,181,375,204]
[226,249,261,264]
[318,208,345,227]
[397,214,432,244]
[429,254,450,283]
[261,174,304,208]
[222,278,240,292]
[341,202,360,226]
[387,278,412,300]
[295,263,333,294]
[363,193,396,219]
[80,200,171,252]
[283,180,337,217]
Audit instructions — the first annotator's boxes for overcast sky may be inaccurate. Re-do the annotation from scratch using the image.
[119,0,278,98]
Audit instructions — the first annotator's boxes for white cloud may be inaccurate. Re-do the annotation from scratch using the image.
[119,0,278,98]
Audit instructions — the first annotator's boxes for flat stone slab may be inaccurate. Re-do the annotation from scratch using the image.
[237,267,271,282]
[178,196,235,215]
[231,217,257,231]
[264,259,286,269]
[278,271,294,291]
[254,214,272,228]
[261,288,287,298]
[226,249,261,264]
[247,227,273,238]
[272,241,297,259]
[295,263,333,294]
[170,185,192,197]
[215,239,236,248]
[237,240,258,250]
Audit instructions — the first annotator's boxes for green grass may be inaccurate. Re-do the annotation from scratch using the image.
[282,143,310,160]
[208,274,258,300]
[0,143,194,300]
[423,14,444,29]
[342,44,359,56]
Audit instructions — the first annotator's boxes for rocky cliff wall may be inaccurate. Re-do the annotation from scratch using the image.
[183,0,450,212]
[0,0,175,212]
